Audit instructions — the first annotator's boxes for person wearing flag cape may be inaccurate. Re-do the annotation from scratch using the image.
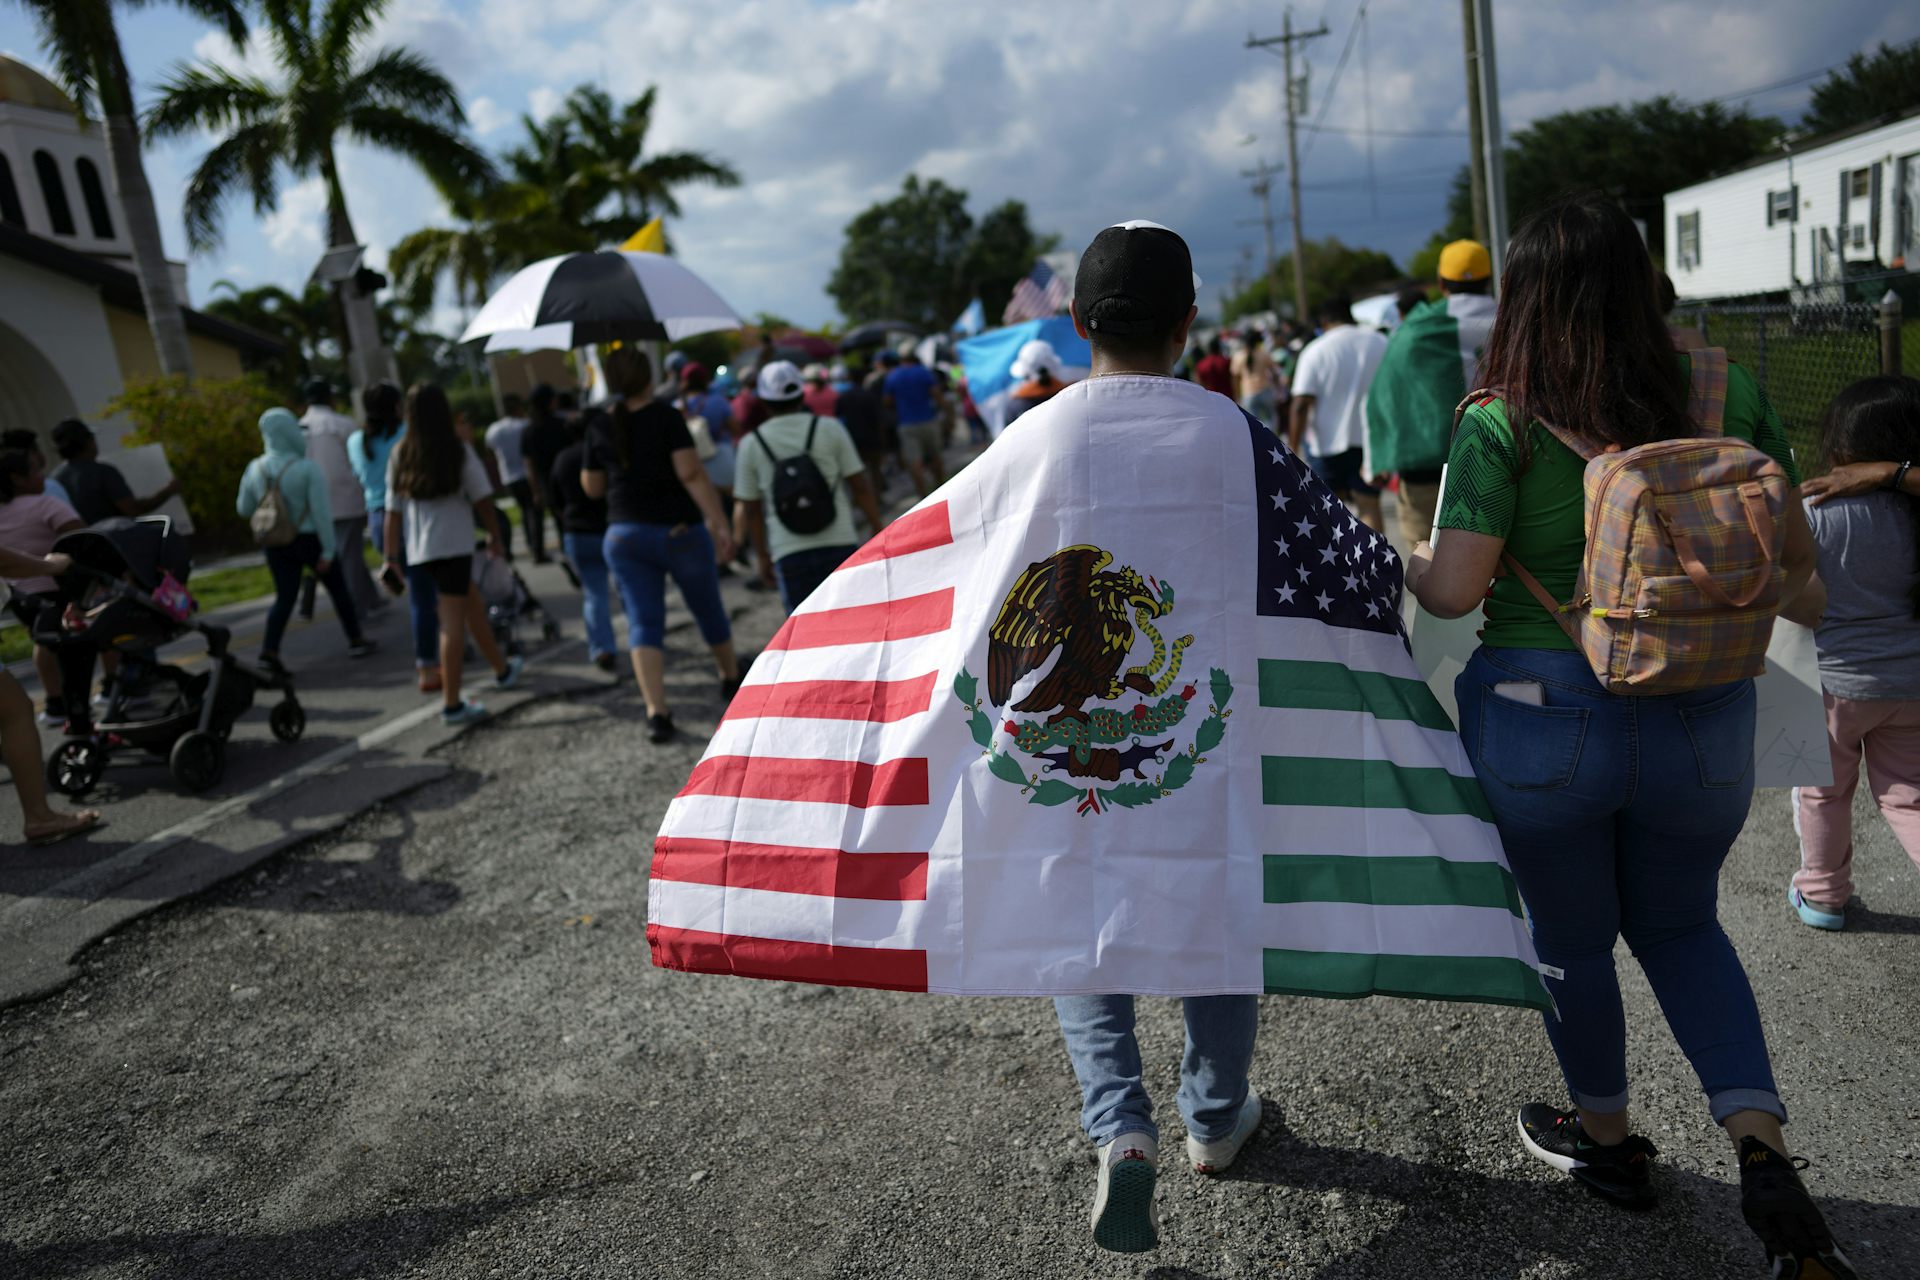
[648,221,1549,1253]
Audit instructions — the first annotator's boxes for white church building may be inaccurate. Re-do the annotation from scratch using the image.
[0,56,276,445]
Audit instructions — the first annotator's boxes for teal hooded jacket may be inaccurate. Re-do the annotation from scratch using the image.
[236,407,336,558]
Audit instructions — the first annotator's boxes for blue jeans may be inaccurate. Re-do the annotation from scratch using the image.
[1053,995,1258,1145]
[403,562,440,668]
[565,531,618,659]
[1455,646,1784,1124]
[262,533,362,655]
[603,522,731,650]
[775,543,856,614]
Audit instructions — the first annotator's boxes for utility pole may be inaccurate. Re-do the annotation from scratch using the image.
[1240,157,1284,317]
[1459,0,1488,245]
[1470,0,1509,291]
[1247,10,1327,323]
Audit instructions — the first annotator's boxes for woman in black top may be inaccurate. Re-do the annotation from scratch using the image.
[581,348,741,742]
[551,417,618,673]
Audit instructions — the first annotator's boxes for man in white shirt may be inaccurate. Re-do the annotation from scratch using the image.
[485,393,546,562]
[1288,296,1389,533]
[300,378,380,614]
[732,361,884,614]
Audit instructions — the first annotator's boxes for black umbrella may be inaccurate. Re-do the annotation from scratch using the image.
[837,320,920,352]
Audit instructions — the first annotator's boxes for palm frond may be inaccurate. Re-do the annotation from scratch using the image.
[254,0,315,77]
[18,0,112,113]
[143,63,279,139]
[344,46,466,127]
[343,105,496,194]
[319,0,391,71]
[128,0,249,46]
[181,120,285,252]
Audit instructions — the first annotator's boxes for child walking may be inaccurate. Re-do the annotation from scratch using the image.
[1791,375,1920,930]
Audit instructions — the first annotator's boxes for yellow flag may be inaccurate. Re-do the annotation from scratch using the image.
[620,218,666,254]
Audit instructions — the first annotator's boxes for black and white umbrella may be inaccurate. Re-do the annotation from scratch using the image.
[459,251,743,348]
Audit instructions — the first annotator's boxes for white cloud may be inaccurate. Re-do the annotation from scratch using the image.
[260,178,328,258]
[526,86,564,123]
[467,95,511,137]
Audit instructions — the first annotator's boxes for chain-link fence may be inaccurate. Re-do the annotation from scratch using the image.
[1669,298,1912,475]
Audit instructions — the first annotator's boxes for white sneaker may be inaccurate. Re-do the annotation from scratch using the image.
[1186,1091,1263,1175]
[1090,1131,1158,1253]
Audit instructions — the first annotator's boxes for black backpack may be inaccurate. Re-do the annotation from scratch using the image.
[756,416,837,534]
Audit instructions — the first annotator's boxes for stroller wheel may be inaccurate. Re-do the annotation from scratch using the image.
[46,739,107,798]
[169,731,226,793]
[269,700,306,743]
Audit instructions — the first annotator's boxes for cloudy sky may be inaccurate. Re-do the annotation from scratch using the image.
[3,0,1915,330]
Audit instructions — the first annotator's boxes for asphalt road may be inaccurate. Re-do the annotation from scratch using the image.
[2,472,1917,1279]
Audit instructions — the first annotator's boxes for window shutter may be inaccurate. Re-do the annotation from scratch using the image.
[1766,192,1775,228]
[1838,171,1850,264]
[1870,162,1883,255]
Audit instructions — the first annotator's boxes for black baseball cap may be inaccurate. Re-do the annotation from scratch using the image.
[1074,220,1202,337]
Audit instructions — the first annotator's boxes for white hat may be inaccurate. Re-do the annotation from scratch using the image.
[756,360,805,401]
[1010,339,1062,381]
[802,362,829,382]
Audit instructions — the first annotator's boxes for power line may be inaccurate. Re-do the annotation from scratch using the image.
[1300,0,1369,160]
[1304,123,1469,138]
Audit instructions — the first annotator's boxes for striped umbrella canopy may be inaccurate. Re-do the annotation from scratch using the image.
[459,251,743,347]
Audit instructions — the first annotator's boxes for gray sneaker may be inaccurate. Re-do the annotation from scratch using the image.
[1090,1131,1158,1253]
[494,654,526,690]
[442,700,489,727]
[1187,1091,1263,1175]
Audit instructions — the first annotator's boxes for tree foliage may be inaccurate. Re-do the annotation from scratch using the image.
[1439,96,1779,261]
[106,373,280,550]
[1220,238,1401,322]
[1801,41,1920,138]
[144,0,495,252]
[827,176,1055,332]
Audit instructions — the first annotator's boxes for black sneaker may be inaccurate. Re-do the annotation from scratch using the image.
[647,712,674,744]
[1517,1103,1658,1209]
[347,639,376,659]
[1738,1137,1857,1280]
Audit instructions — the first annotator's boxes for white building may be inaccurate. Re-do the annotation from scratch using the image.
[0,56,276,445]
[1663,109,1920,301]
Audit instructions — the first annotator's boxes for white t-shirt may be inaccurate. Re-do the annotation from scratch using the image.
[301,404,367,519]
[733,413,865,564]
[387,444,492,566]
[484,416,529,483]
[1290,324,1389,457]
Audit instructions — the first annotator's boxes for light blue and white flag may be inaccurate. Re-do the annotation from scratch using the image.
[952,298,986,337]
[956,317,1092,437]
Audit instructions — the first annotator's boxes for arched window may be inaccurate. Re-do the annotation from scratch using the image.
[0,155,24,228]
[75,158,114,240]
[33,150,75,236]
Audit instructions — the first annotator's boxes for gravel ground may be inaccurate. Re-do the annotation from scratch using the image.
[2,587,1917,1280]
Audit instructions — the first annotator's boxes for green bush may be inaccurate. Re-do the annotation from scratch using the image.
[106,374,283,555]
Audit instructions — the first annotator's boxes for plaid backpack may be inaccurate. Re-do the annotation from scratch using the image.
[1456,348,1790,695]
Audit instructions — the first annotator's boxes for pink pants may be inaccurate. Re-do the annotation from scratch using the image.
[1793,693,1920,905]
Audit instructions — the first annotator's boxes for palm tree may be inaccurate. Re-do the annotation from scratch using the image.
[561,84,740,239]
[12,0,246,378]
[144,0,495,255]
[387,181,593,314]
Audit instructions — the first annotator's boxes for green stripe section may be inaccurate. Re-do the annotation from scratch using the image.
[1264,854,1522,917]
[1258,659,1456,732]
[1263,949,1550,1010]
[1262,756,1492,821]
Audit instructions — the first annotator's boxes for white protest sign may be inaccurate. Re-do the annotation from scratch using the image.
[98,444,191,534]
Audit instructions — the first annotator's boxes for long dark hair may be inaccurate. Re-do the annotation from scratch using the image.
[390,383,466,500]
[362,381,403,439]
[1478,193,1690,465]
[1820,374,1920,617]
[601,348,653,473]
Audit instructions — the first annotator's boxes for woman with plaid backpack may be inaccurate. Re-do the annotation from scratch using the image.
[1406,195,1851,1280]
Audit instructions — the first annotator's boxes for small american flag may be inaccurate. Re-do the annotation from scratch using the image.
[1002,260,1071,325]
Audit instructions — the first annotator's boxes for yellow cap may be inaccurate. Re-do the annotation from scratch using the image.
[1438,239,1492,282]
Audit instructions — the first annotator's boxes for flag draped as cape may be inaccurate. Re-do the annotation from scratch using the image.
[649,375,1548,1010]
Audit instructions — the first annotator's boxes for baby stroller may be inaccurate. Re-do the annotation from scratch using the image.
[473,550,561,658]
[41,518,305,797]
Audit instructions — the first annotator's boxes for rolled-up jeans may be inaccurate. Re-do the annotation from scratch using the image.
[1454,645,1784,1124]
[1053,995,1258,1145]
[563,531,618,659]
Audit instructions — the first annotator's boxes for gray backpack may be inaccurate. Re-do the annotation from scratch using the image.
[250,460,302,548]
